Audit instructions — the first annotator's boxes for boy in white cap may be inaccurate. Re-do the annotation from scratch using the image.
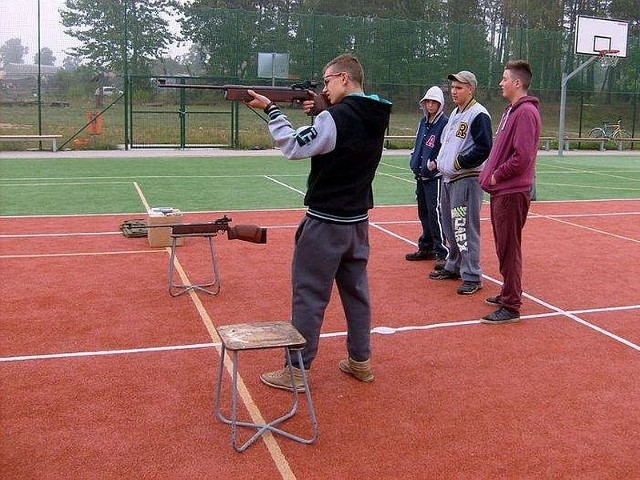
[429,70,492,295]
[405,86,449,271]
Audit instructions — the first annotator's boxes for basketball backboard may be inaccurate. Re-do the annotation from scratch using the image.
[575,15,629,57]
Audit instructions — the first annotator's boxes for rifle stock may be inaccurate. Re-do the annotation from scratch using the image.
[227,224,268,244]
[157,79,319,103]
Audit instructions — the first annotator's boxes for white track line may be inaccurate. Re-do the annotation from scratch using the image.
[531,213,640,244]
[0,250,162,259]
[1,173,307,182]
[264,175,306,195]
[5,302,640,363]
[529,198,640,203]
[376,171,414,183]
[536,182,640,192]
[134,181,152,213]
[0,181,137,187]
[0,232,122,238]
[537,160,640,183]
[0,343,217,363]
[530,211,640,218]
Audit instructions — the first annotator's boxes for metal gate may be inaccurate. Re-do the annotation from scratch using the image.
[126,75,239,149]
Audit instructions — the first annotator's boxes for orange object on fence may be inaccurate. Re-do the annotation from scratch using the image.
[72,138,91,148]
[85,111,103,135]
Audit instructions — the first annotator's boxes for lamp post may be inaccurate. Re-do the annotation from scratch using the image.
[123,0,130,150]
[37,0,42,149]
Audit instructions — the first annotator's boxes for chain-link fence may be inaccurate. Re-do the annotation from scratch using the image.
[1,6,639,150]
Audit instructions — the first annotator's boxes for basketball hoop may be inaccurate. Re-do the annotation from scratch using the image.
[599,49,620,68]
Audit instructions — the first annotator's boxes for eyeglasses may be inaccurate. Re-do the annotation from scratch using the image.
[323,72,345,86]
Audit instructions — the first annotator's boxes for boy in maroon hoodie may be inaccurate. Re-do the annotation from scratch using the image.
[479,60,541,324]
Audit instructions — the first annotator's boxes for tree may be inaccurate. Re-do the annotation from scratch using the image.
[177,44,206,76]
[0,38,28,65]
[60,0,180,75]
[55,64,97,98]
[62,56,82,71]
[150,56,189,76]
[34,48,56,66]
[610,0,640,35]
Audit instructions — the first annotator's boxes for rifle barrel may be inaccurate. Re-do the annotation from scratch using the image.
[157,83,317,102]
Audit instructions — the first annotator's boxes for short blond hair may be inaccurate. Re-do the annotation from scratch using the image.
[324,54,364,86]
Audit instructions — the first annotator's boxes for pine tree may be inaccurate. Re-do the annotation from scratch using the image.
[60,0,179,74]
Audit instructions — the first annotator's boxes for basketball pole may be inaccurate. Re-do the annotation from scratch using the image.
[558,55,600,157]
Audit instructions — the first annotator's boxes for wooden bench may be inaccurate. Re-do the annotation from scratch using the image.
[614,138,640,151]
[563,137,607,152]
[0,134,62,152]
[384,135,414,148]
[539,136,555,150]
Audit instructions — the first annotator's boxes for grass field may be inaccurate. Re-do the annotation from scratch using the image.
[1,152,639,216]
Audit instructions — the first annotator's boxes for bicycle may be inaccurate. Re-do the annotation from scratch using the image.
[588,118,632,149]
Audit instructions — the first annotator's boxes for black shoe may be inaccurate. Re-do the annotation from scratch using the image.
[405,250,435,261]
[485,296,501,306]
[429,269,460,280]
[481,307,520,324]
[434,257,446,271]
[457,281,483,295]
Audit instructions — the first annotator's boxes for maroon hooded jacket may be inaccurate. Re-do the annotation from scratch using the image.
[479,96,541,195]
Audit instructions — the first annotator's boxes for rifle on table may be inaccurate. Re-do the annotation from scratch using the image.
[157,78,319,103]
[146,215,267,244]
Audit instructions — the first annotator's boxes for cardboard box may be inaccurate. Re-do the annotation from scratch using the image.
[147,208,184,247]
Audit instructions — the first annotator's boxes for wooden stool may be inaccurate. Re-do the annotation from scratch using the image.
[214,321,319,452]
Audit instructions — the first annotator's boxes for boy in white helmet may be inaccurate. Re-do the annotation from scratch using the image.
[405,86,449,271]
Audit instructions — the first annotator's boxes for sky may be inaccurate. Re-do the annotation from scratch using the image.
[0,0,186,66]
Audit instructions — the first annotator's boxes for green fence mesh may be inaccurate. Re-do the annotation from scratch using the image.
[1,6,639,150]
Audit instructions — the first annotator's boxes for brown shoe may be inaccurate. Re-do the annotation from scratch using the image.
[260,366,307,392]
[338,357,374,382]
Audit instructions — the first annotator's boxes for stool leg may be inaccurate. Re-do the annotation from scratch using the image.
[168,237,180,296]
[205,235,222,295]
[230,350,240,450]
[292,349,319,444]
[214,344,226,423]
[168,235,221,296]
